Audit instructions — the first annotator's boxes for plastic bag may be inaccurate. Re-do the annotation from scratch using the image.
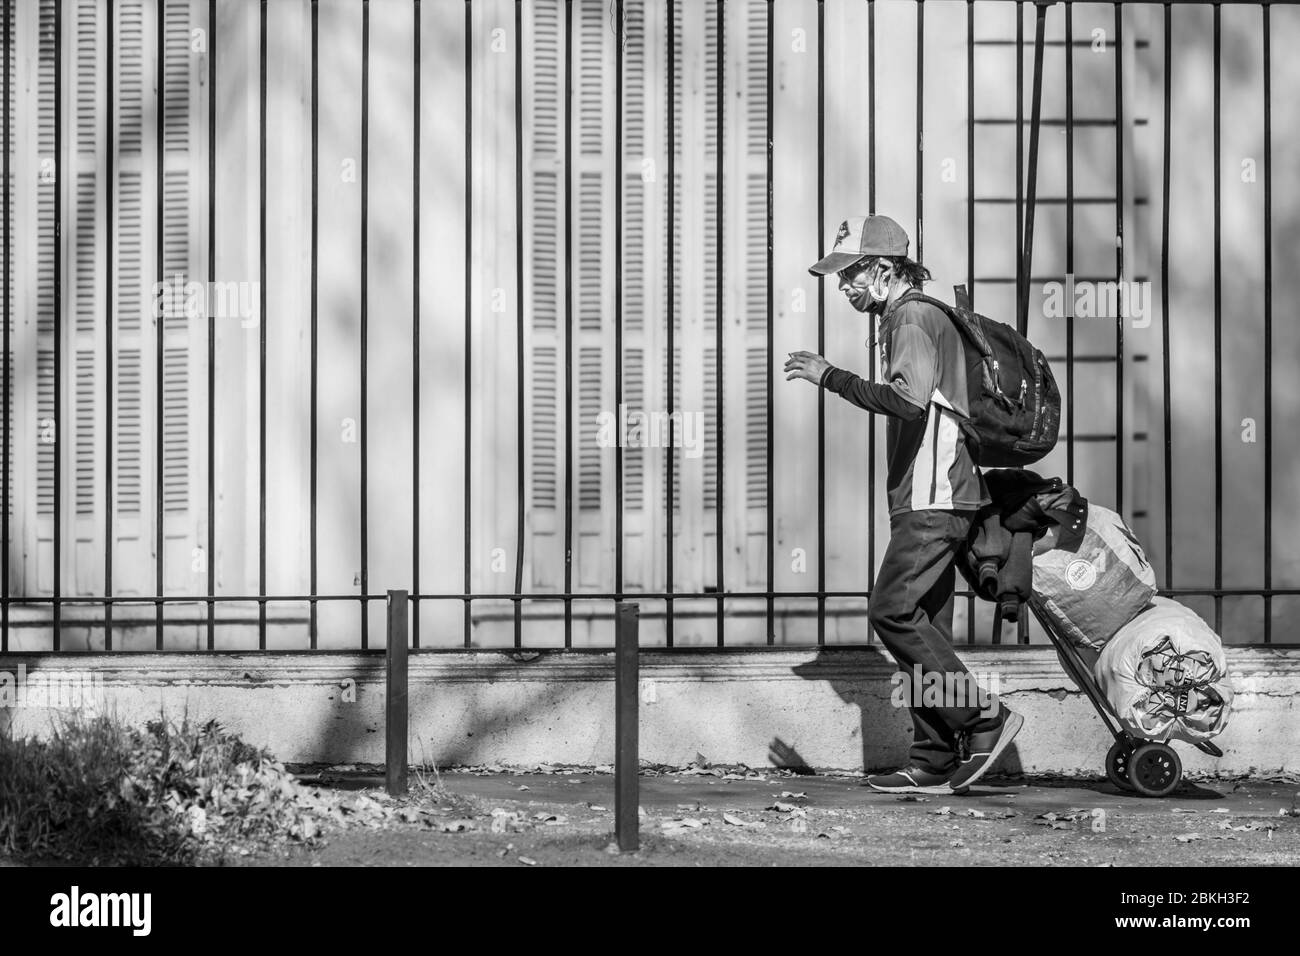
[1028,503,1157,651]
[1094,596,1233,744]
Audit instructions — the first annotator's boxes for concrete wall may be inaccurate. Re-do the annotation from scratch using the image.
[3,646,1296,773]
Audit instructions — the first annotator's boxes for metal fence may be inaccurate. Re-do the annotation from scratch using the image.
[1,0,1296,652]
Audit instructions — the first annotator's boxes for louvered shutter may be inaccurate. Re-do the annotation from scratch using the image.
[3,0,17,597]
[525,0,561,589]
[619,0,661,590]
[69,0,104,596]
[572,0,614,591]
[31,0,56,594]
[110,0,151,597]
[738,0,767,587]
[110,0,204,602]
[157,0,201,597]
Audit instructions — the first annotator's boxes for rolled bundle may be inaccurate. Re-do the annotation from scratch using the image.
[1094,596,1233,744]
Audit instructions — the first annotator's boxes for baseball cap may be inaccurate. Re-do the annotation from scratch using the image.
[808,215,910,276]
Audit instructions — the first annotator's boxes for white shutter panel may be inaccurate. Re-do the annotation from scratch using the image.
[526,0,560,589]
[738,0,768,587]
[573,0,613,591]
[111,0,150,597]
[620,0,658,590]
[69,0,105,597]
[158,0,202,598]
[3,0,13,579]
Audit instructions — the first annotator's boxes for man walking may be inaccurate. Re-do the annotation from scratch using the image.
[784,214,1022,794]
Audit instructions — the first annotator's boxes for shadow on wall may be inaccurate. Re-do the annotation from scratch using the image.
[787,648,1025,777]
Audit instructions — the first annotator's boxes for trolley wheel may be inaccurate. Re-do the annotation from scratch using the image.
[1105,739,1137,792]
[1127,742,1183,798]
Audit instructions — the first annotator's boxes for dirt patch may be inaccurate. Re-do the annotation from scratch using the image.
[239,772,1300,867]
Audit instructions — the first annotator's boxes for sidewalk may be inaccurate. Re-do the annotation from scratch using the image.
[252,768,1300,867]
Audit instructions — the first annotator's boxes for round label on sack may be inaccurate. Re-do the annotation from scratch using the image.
[1065,559,1097,591]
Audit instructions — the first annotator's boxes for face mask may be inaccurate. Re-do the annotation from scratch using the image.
[867,267,891,304]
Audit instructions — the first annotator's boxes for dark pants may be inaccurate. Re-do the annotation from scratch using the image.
[868,508,1002,774]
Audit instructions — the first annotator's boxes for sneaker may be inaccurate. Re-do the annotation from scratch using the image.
[865,766,956,794]
[949,710,1024,792]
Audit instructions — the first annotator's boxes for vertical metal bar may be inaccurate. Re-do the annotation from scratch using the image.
[1017,1,1048,647]
[764,0,773,645]
[412,0,421,648]
[1113,0,1124,518]
[1262,2,1272,644]
[1160,1,1171,593]
[258,0,268,649]
[513,0,524,647]
[463,0,472,648]
[563,0,573,648]
[1065,0,1075,489]
[105,0,115,650]
[359,0,369,649]
[964,0,973,302]
[1014,0,1022,337]
[965,0,973,644]
[385,589,409,796]
[614,0,625,607]
[309,0,318,648]
[154,0,163,651]
[816,0,825,645]
[915,0,923,265]
[666,0,675,648]
[867,0,874,217]
[867,0,875,640]
[714,0,725,647]
[206,0,216,650]
[1019,2,1046,338]
[614,600,639,852]
[1211,1,1221,633]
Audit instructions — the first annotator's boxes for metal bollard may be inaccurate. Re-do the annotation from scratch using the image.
[386,589,409,796]
[615,601,640,852]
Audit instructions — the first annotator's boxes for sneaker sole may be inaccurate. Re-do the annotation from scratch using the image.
[866,780,955,795]
[952,711,1024,793]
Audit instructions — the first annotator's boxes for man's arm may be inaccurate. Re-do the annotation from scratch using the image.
[819,365,927,421]
[819,306,940,421]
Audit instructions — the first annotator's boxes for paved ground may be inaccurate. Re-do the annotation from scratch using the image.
[249,769,1300,867]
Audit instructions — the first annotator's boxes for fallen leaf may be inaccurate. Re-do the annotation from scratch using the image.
[723,813,753,827]
[662,818,704,830]
[780,791,808,800]
[587,803,608,812]
[517,785,530,792]
[518,856,538,866]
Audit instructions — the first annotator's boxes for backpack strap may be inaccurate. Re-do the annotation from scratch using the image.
[893,289,988,355]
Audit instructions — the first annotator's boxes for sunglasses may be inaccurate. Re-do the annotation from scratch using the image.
[837,259,880,282]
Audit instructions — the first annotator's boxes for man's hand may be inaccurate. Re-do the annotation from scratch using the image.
[784,350,830,385]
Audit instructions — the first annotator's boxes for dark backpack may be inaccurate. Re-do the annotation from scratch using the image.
[895,288,1060,468]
